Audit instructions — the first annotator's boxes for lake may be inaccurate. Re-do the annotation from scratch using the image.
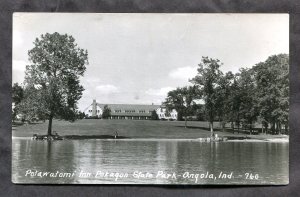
[12,138,289,185]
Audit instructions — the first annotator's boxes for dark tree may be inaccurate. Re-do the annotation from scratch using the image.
[19,32,88,136]
[227,75,242,133]
[151,110,159,120]
[254,54,289,134]
[12,83,24,104]
[77,111,86,119]
[215,71,235,132]
[237,68,258,134]
[164,86,198,128]
[102,105,111,119]
[12,83,24,122]
[191,57,223,137]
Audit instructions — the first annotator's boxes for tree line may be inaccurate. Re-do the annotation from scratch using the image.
[164,54,289,136]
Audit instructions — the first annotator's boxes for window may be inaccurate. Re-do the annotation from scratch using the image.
[115,110,121,113]
[139,110,145,113]
[125,110,135,113]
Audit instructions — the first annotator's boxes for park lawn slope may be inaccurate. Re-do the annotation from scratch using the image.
[13,119,230,139]
[12,119,289,140]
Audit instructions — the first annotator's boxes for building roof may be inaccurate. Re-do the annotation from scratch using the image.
[97,103,161,110]
[108,112,152,117]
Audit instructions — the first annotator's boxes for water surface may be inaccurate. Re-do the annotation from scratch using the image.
[12,139,288,184]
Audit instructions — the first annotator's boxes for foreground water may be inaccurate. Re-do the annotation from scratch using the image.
[12,139,288,184]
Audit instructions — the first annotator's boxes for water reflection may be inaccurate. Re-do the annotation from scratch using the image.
[12,139,288,184]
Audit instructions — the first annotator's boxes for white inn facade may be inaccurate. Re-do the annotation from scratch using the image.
[85,100,177,120]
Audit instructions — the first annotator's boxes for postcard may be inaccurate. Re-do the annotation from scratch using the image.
[12,13,289,184]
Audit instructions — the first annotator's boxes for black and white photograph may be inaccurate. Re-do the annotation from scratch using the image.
[12,13,289,185]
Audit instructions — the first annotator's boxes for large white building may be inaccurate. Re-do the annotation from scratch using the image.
[85,100,177,120]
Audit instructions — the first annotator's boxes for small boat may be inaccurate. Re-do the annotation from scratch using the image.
[32,134,63,140]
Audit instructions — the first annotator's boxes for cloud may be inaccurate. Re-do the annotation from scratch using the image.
[145,87,175,96]
[95,84,119,94]
[85,78,102,83]
[13,60,28,71]
[169,66,198,81]
[13,31,24,48]
[12,60,29,83]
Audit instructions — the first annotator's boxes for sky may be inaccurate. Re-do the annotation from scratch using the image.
[13,13,289,111]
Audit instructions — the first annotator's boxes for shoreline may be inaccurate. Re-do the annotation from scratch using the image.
[12,135,289,143]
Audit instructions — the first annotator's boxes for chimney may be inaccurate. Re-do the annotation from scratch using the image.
[92,99,97,117]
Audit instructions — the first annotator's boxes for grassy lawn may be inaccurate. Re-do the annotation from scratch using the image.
[13,119,237,139]
[13,119,288,140]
